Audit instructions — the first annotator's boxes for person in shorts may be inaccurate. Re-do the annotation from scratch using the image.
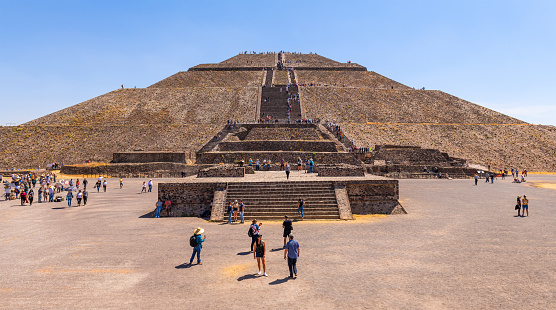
[282,215,293,247]
[254,235,267,276]
[522,195,529,217]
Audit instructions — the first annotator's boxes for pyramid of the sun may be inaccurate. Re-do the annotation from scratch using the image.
[1,52,555,171]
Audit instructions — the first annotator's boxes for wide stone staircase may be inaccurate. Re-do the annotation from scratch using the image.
[224,181,340,220]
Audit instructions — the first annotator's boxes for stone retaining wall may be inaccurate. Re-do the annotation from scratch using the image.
[197,165,245,178]
[317,164,365,177]
[112,152,187,163]
[344,181,405,214]
[196,151,361,165]
[217,141,338,152]
[158,183,218,217]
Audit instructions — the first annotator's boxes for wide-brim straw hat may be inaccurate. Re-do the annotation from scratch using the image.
[194,227,204,235]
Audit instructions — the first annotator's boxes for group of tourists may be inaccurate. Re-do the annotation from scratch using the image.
[515,195,530,217]
[154,198,172,218]
[141,179,154,193]
[247,157,314,174]
[190,216,301,279]
[227,200,245,223]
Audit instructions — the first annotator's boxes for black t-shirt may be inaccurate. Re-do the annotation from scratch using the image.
[283,219,293,232]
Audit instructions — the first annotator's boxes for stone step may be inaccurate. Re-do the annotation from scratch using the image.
[239,214,340,220]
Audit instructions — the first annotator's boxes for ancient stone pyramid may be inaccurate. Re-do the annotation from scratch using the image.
[1,52,555,170]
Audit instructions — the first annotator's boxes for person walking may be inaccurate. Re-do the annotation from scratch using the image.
[515,196,522,217]
[120,178,123,189]
[285,162,290,180]
[282,215,293,247]
[297,198,304,219]
[83,178,88,189]
[280,158,285,171]
[76,190,83,206]
[20,190,27,206]
[141,182,147,193]
[227,201,233,224]
[284,234,300,278]
[102,180,107,192]
[148,179,153,192]
[239,200,245,224]
[474,174,478,186]
[522,195,529,217]
[155,198,162,218]
[66,191,73,207]
[38,187,43,203]
[189,227,206,265]
[28,189,34,206]
[250,219,262,252]
[254,235,268,276]
[83,189,88,206]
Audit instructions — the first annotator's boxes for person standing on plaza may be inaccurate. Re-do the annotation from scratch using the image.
[28,189,34,206]
[190,227,206,265]
[83,189,88,206]
[280,158,285,171]
[522,195,529,217]
[165,199,172,217]
[285,162,291,180]
[282,215,293,247]
[239,200,245,224]
[66,191,73,207]
[38,187,43,203]
[83,178,88,190]
[141,181,147,193]
[515,196,522,217]
[297,198,304,219]
[254,234,268,276]
[102,180,107,192]
[250,219,262,252]
[76,190,83,206]
[155,198,162,218]
[284,234,300,278]
[120,178,123,189]
[474,174,478,186]
[227,201,233,224]
[148,179,153,192]
[233,200,239,222]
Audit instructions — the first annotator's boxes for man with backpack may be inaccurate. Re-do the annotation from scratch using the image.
[249,219,262,252]
[190,227,206,265]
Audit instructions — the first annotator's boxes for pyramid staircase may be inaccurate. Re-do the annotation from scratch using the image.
[224,181,340,220]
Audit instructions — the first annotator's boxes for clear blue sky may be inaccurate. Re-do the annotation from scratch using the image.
[1,0,555,125]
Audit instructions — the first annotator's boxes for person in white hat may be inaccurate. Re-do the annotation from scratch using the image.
[190,227,206,265]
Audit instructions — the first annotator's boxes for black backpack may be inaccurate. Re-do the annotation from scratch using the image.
[189,235,198,247]
[248,226,254,237]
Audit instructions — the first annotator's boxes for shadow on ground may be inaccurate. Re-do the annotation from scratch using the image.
[237,274,257,281]
[269,277,294,285]
[175,263,198,269]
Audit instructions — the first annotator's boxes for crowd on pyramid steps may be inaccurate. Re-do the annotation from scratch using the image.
[325,121,369,153]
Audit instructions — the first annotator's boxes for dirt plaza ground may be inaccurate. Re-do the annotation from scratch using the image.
[1,173,555,309]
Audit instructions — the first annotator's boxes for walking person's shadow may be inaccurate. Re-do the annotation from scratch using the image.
[175,263,195,269]
[237,274,257,281]
[269,277,293,285]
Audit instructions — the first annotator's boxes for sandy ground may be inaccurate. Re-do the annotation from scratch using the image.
[1,175,555,309]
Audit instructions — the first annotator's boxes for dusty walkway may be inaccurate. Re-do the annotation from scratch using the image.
[1,175,555,309]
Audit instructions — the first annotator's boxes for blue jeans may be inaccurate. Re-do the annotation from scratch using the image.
[240,211,244,223]
[67,198,72,207]
[228,211,232,223]
[251,235,258,251]
[190,245,201,264]
[155,206,161,218]
[148,185,152,192]
[288,257,297,276]
[49,193,54,202]
[298,206,304,217]
[309,165,313,173]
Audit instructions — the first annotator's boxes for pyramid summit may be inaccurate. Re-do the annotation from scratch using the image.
[1,51,555,171]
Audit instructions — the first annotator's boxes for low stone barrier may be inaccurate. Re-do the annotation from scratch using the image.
[197,165,244,178]
[112,152,187,163]
[317,164,365,177]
